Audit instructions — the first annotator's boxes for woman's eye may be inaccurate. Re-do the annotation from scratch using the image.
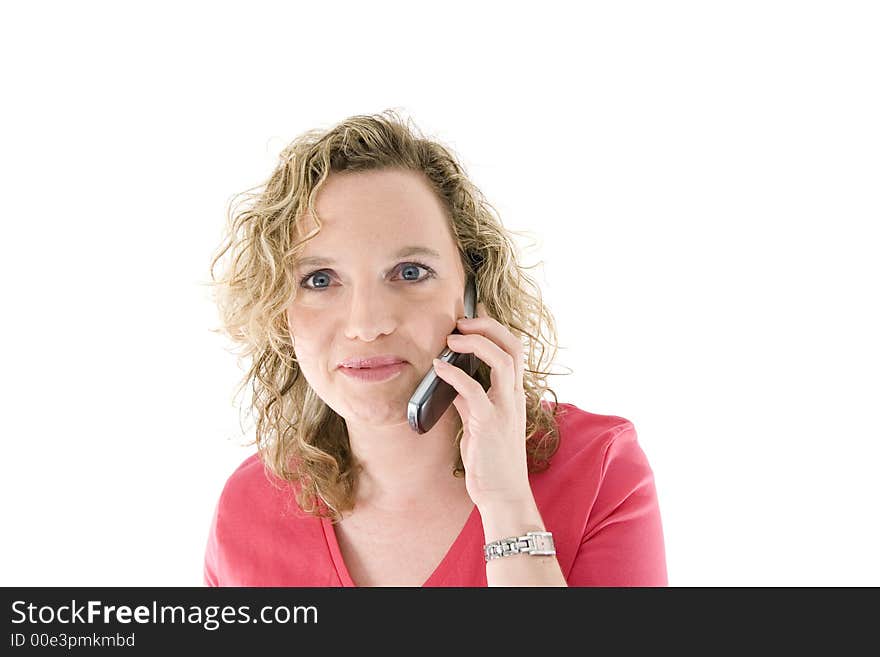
[399,263,426,281]
[301,271,332,289]
[299,262,435,290]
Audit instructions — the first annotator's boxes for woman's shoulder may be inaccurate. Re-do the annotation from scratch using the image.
[532,399,656,505]
[534,399,648,479]
[226,451,264,481]
[214,451,301,519]
[541,399,637,453]
[217,452,264,496]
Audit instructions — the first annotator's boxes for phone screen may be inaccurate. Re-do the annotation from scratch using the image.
[406,272,481,434]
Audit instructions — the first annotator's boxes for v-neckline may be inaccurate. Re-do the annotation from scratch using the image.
[321,503,479,587]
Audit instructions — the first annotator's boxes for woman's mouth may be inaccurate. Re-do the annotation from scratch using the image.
[338,362,407,382]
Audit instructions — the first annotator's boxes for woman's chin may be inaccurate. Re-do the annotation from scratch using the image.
[340,397,410,426]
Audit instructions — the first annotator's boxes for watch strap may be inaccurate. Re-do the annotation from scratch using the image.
[483,531,556,561]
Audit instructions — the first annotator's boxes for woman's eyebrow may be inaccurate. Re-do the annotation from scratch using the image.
[296,246,441,268]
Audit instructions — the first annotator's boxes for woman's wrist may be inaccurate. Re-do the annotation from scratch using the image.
[478,493,567,586]
[478,492,546,544]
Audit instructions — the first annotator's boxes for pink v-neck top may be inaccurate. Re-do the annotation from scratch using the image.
[203,401,667,586]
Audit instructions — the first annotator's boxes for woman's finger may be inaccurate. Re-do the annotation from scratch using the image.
[446,332,515,401]
[432,357,485,416]
[455,316,524,393]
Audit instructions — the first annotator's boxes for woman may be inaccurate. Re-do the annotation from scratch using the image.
[203,110,667,586]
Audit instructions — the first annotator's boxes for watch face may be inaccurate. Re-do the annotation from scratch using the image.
[527,532,556,556]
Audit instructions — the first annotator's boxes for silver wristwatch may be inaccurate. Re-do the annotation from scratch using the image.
[483,531,556,561]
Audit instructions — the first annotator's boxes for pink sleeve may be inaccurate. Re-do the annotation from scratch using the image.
[203,500,221,587]
[567,426,668,586]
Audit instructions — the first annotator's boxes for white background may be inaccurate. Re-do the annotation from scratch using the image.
[1,1,877,586]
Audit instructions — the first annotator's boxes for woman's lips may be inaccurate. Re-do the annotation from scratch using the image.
[338,362,407,382]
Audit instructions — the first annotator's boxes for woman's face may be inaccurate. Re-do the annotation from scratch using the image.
[286,168,467,425]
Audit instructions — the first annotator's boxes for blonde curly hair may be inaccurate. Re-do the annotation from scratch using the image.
[207,109,568,522]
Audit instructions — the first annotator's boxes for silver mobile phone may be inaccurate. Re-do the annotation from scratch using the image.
[407,272,481,434]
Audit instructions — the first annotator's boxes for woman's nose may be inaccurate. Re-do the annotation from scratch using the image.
[342,285,400,341]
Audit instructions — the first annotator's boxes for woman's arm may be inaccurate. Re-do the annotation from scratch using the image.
[567,428,668,586]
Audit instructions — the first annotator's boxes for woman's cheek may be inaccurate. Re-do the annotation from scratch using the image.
[291,328,321,361]
[290,341,328,392]
[287,314,323,364]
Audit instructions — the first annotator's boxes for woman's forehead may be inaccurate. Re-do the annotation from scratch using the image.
[294,215,460,262]
[294,245,444,270]
[306,170,451,229]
